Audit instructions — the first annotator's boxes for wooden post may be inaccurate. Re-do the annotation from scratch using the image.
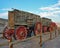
[34,22,42,47]
[9,39,13,48]
[55,30,56,37]
[40,32,42,47]
[50,31,52,40]
[55,29,58,37]
[49,27,52,40]
[40,26,42,47]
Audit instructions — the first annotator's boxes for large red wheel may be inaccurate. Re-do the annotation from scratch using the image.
[3,27,14,40]
[43,26,47,33]
[15,26,27,40]
[3,27,8,38]
[34,22,42,35]
[49,22,57,32]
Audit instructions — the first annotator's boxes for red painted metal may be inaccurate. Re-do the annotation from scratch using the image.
[34,22,42,35]
[43,26,47,32]
[15,26,27,40]
[3,27,14,40]
[49,22,57,31]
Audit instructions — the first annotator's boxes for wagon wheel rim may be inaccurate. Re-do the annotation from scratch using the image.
[3,27,14,40]
[15,26,27,40]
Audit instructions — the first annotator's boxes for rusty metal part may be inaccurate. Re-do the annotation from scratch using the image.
[43,26,48,33]
[3,27,14,40]
[15,26,27,40]
[49,22,57,31]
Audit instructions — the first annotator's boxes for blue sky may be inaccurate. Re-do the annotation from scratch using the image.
[0,0,60,23]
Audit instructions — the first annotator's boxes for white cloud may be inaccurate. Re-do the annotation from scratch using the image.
[40,12,54,17]
[0,8,13,19]
[52,0,60,7]
[26,11,34,13]
[0,8,14,19]
[39,0,60,11]
[39,0,60,23]
[40,7,60,11]
[40,10,60,17]
[0,8,13,11]
[0,12,8,19]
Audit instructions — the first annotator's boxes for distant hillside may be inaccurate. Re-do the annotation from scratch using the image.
[0,18,8,22]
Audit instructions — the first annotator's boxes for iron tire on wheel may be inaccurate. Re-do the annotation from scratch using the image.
[3,27,14,40]
[3,27,8,39]
[15,26,27,40]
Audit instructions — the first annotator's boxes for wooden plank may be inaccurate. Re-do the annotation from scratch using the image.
[8,11,14,29]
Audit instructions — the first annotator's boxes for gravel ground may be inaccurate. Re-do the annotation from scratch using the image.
[0,37,41,48]
[0,38,9,48]
[42,35,60,48]
[13,37,40,48]
[0,31,59,48]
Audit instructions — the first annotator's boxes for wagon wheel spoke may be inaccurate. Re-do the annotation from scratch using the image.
[3,27,14,40]
[15,26,27,40]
